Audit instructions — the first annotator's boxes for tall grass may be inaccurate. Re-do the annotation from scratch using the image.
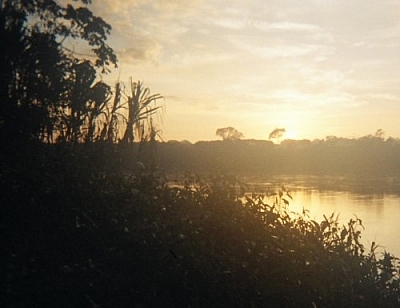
[121,79,163,144]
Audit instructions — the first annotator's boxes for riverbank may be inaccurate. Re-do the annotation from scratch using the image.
[2,145,399,307]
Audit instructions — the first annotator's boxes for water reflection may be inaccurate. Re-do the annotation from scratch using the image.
[246,175,400,257]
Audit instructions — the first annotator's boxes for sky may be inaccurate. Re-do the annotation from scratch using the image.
[82,0,400,142]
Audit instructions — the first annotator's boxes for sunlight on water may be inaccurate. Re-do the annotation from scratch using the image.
[248,175,400,257]
[290,190,400,256]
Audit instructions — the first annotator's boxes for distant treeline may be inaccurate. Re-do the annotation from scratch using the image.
[155,137,400,177]
[25,136,400,179]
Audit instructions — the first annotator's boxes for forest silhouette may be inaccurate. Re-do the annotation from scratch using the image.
[159,135,400,178]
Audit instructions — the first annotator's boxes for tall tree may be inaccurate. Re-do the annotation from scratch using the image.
[60,60,111,143]
[216,127,244,141]
[0,0,117,144]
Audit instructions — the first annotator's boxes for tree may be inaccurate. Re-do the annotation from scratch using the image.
[269,128,286,142]
[374,128,385,140]
[0,0,117,144]
[216,127,244,141]
[60,60,112,143]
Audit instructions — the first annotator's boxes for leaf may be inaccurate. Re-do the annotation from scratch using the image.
[340,228,348,240]
[320,220,329,232]
[311,220,320,228]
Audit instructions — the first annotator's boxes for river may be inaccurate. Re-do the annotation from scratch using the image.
[243,175,400,257]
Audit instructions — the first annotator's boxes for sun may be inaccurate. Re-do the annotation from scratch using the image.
[284,130,299,140]
[273,108,309,141]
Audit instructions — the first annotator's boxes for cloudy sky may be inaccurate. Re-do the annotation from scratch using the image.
[87,0,400,142]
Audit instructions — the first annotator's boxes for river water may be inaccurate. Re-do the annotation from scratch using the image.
[244,175,400,257]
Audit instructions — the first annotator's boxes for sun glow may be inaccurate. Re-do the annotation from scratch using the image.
[273,109,310,141]
[284,130,299,140]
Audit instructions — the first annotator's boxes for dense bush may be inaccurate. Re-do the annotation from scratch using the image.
[1,144,399,307]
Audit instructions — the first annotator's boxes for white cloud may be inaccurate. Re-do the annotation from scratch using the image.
[117,42,162,64]
[253,21,321,32]
[357,93,399,102]
[211,17,247,30]
[255,44,323,58]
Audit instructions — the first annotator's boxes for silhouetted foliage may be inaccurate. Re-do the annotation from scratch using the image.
[2,2,400,306]
[59,60,112,143]
[156,136,400,178]
[216,126,244,141]
[2,146,399,307]
[0,0,117,144]
[269,127,286,141]
[121,80,163,144]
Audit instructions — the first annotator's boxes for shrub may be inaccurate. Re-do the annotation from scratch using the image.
[1,147,399,307]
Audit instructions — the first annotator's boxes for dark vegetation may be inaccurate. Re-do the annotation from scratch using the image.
[1,1,400,307]
[2,143,400,307]
[215,126,245,140]
[160,137,400,178]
